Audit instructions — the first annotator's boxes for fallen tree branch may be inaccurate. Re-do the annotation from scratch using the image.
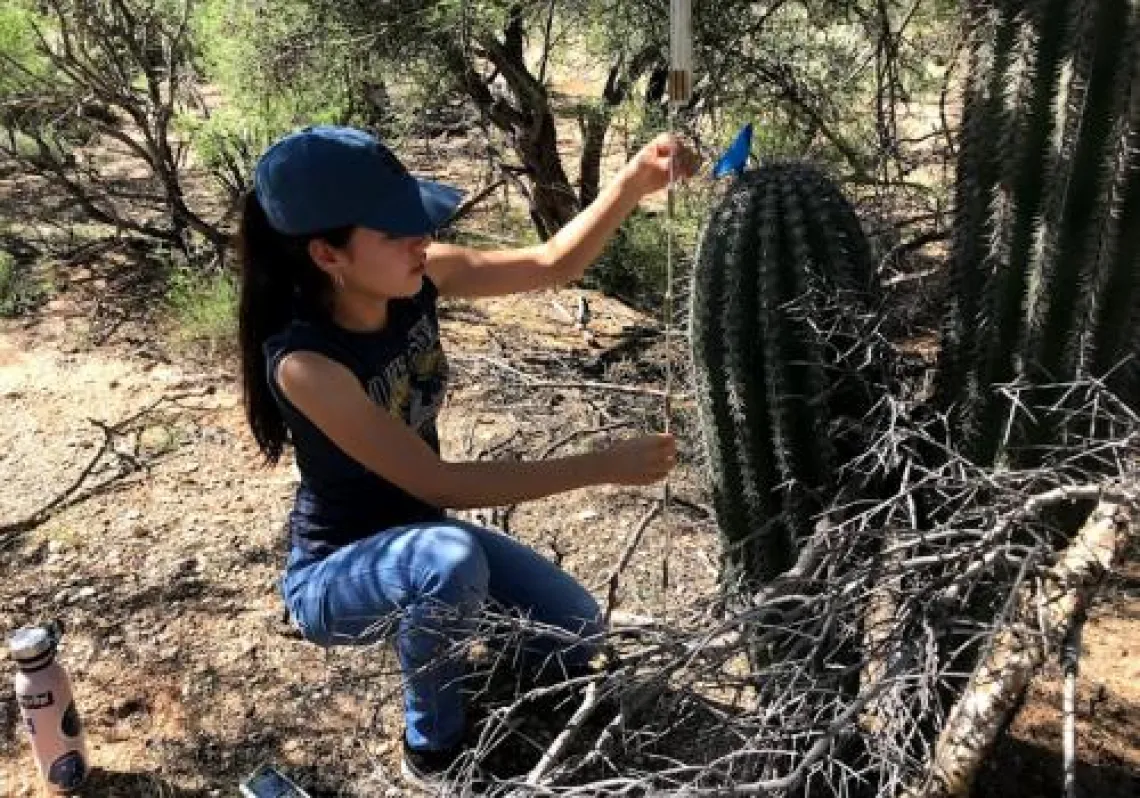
[936,482,1132,605]
[0,393,188,540]
[601,501,662,627]
[526,681,602,785]
[903,499,1134,798]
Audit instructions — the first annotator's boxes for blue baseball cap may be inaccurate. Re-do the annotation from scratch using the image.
[253,125,464,237]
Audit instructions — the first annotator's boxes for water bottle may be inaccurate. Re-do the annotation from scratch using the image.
[8,622,89,794]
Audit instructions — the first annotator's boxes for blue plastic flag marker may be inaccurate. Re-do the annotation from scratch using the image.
[711,123,754,179]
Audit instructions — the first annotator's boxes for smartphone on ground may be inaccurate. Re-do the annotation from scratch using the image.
[239,763,311,798]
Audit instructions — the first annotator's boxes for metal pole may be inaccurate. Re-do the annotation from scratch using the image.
[1061,611,1085,798]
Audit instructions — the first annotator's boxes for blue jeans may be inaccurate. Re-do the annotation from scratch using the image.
[280,519,602,751]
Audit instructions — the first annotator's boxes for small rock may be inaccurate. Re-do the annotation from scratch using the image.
[130,525,150,538]
[110,697,146,719]
[174,557,199,576]
[76,586,97,601]
[107,635,124,646]
[54,589,72,604]
[47,540,66,554]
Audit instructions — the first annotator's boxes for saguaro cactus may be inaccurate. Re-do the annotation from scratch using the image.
[688,162,881,588]
[936,0,1140,465]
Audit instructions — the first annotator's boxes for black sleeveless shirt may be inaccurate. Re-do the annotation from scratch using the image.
[264,276,449,558]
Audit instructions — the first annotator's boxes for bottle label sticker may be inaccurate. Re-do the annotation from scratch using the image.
[17,691,53,710]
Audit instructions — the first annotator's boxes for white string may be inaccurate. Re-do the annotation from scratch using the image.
[661,107,678,617]
[662,0,691,618]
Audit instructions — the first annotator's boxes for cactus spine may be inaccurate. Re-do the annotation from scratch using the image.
[689,163,879,588]
[937,0,1140,464]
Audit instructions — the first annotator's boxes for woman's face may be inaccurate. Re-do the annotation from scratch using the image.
[322,226,431,300]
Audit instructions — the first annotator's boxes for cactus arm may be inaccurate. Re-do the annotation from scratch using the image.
[1089,23,1140,407]
[1030,0,1132,385]
[966,0,1072,465]
[936,0,1026,442]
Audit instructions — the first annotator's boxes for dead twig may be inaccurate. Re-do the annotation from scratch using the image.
[0,393,183,540]
[601,501,662,627]
[451,353,686,399]
[904,500,1133,798]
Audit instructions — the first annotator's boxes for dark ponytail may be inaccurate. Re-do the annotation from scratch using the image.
[237,191,352,463]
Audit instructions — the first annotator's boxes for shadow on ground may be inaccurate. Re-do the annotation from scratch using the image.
[975,734,1140,798]
[77,768,212,797]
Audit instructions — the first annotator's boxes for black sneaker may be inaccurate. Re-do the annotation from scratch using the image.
[400,737,463,794]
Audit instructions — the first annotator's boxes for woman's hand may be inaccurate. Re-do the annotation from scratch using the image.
[597,433,678,486]
[622,133,701,198]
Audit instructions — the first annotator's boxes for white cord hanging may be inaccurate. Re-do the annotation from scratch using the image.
[660,0,693,603]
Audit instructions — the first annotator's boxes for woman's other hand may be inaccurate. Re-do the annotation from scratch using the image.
[622,133,700,197]
[599,433,678,486]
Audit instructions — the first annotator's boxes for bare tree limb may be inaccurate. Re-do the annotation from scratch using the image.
[903,500,1133,798]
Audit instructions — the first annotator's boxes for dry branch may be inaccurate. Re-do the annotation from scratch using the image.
[0,0,226,255]
[903,499,1134,798]
[0,392,196,541]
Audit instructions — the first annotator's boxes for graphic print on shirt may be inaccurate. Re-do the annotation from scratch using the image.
[366,315,448,434]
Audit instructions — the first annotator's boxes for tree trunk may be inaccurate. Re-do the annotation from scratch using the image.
[433,8,577,240]
[435,13,658,239]
[578,106,609,209]
[517,108,578,239]
[578,50,658,207]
